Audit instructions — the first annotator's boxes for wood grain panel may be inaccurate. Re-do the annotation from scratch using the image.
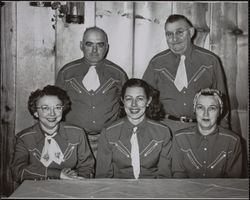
[0,2,17,196]
[15,2,55,133]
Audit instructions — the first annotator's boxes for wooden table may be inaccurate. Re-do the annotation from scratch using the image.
[9,178,249,199]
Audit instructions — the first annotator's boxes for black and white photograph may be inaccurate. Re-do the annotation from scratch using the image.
[0,1,249,199]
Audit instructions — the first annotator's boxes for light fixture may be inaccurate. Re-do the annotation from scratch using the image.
[51,2,84,24]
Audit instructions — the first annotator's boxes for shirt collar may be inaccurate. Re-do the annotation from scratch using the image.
[83,57,105,69]
[125,117,147,134]
[171,43,194,60]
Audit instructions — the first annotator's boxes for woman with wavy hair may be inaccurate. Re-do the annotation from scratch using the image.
[96,78,172,178]
[11,85,95,184]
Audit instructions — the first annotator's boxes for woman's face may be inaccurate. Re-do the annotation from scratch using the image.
[123,86,152,125]
[195,95,220,135]
[34,95,63,132]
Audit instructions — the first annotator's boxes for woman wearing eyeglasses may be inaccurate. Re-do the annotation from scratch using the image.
[11,85,95,184]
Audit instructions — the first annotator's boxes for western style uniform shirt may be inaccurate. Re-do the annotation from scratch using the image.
[172,125,242,178]
[55,58,128,134]
[11,122,95,183]
[95,117,172,178]
[142,44,229,128]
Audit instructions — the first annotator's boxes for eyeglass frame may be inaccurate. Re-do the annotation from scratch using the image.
[36,105,64,114]
[165,28,190,39]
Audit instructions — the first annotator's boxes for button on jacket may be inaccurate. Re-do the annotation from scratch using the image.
[172,126,242,178]
[142,44,229,128]
[96,118,172,178]
[55,58,128,133]
[11,122,95,183]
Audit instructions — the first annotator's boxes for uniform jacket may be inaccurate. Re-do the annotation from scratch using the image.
[11,122,95,183]
[172,125,242,178]
[96,117,172,178]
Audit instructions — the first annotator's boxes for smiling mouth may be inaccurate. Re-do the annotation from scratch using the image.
[202,118,210,122]
[47,118,57,122]
[130,109,140,114]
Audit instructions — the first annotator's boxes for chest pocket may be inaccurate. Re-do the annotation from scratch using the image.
[66,78,84,94]
[109,140,130,158]
[207,151,227,170]
[181,148,203,170]
[102,78,120,94]
[64,143,78,160]
[141,140,163,157]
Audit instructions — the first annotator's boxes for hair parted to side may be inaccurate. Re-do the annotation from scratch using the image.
[119,78,165,121]
[28,85,71,119]
[193,88,223,114]
[165,14,193,28]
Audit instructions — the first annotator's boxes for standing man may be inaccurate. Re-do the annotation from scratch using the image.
[56,27,128,158]
[142,14,229,132]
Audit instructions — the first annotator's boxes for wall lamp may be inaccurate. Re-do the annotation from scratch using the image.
[51,2,84,24]
[29,1,84,24]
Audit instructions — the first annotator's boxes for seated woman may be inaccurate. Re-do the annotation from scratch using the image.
[11,85,95,184]
[95,78,172,178]
[172,88,242,178]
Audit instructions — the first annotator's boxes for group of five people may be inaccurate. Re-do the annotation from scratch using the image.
[11,14,243,184]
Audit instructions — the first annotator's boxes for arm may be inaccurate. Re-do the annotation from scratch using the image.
[212,57,230,129]
[142,61,157,89]
[225,136,243,178]
[55,69,66,89]
[171,135,188,178]
[95,129,113,178]
[156,128,172,178]
[11,136,57,183]
[75,130,95,178]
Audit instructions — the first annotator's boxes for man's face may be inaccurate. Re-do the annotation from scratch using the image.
[81,29,108,65]
[195,95,220,135]
[165,19,194,55]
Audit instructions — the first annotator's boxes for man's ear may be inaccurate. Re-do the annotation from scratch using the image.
[34,112,38,118]
[80,41,83,51]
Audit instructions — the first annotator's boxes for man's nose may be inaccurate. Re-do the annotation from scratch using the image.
[92,44,97,52]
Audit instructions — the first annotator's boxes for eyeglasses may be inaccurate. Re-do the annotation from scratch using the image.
[165,28,189,39]
[36,105,64,114]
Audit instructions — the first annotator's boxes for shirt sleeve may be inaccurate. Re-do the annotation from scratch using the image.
[95,129,113,178]
[212,57,230,129]
[75,130,95,178]
[142,60,157,89]
[225,136,242,178]
[156,128,172,178]
[171,134,188,178]
[55,69,66,89]
[11,136,52,183]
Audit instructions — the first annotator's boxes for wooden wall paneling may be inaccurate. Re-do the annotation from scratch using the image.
[236,2,248,140]
[15,2,55,133]
[96,1,133,77]
[0,2,17,196]
[134,2,172,78]
[173,2,210,48]
[236,2,249,177]
[55,1,96,75]
[210,2,242,134]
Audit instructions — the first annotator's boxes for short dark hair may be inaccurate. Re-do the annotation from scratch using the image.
[28,85,71,119]
[83,26,108,43]
[165,14,193,28]
[120,78,165,121]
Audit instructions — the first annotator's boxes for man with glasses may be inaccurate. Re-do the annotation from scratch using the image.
[142,14,229,132]
[56,27,128,159]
